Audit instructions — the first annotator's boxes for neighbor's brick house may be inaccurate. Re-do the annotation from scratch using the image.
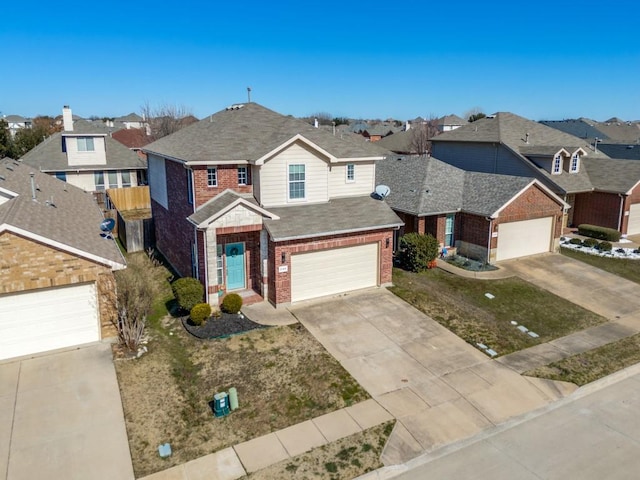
[431,112,640,236]
[377,155,567,263]
[143,103,402,307]
[0,158,126,361]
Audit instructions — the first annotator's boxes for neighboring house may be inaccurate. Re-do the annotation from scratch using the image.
[430,112,640,235]
[376,155,568,263]
[4,115,32,137]
[437,114,467,132]
[0,157,126,361]
[111,127,151,166]
[115,112,145,130]
[541,118,640,145]
[21,106,147,195]
[143,102,402,307]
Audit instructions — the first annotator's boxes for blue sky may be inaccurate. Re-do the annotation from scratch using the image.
[2,0,638,122]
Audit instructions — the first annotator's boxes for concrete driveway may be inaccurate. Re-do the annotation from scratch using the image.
[500,253,640,322]
[289,289,575,465]
[0,344,134,480]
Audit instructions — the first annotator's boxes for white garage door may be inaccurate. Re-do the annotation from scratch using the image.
[627,204,640,235]
[0,283,100,361]
[291,243,379,303]
[496,216,553,261]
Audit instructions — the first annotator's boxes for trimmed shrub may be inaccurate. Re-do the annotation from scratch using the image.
[221,293,243,314]
[577,224,621,242]
[569,237,583,245]
[582,238,599,248]
[399,233,440,273]
[597,241,613,252]
[190,303,212,326]
[171,277,204,312]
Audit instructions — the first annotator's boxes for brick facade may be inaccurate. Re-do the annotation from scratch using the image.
[571,191,620,231]
[268,229,394,305]
[0,232,117,338]
[193,164,252,208]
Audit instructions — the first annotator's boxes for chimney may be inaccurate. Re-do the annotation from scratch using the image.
[314,118,319,128]
[62,105,73,131]
[405,120,411,131]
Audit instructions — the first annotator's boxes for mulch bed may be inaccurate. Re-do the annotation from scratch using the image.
[182,312,267,339]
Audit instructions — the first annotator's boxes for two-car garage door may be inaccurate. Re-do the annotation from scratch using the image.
[0,283,100,361]
[291,243,379,303]
[496,217,554,262]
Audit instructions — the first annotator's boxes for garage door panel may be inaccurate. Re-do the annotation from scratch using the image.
[628,204,640,236]
[496,217,553,261]
[291,243,378,303]
[0,283,99,361]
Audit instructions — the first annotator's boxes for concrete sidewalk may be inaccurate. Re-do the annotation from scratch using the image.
[139,399,393,480]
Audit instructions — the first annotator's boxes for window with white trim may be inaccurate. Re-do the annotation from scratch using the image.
[552,155,562,174]
[187,169,193,205]
[570,153,580,173]
[346,163,355,182]
[238,166,247,185]
[207,167,217,187]
[108,171,118,189]
[288,164,305,200]
[216,244,224,286]
[121,171,132,187]
[77,137,95,152]
[55,171,67,182]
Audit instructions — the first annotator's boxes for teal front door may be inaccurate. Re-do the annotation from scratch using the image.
[225,243,245,290]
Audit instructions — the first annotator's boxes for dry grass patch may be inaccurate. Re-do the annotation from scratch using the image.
[390,268,606,356]
[249,421,394,480]
[561,247,640,284]
[524,333,640,386]
[115,317,368,478]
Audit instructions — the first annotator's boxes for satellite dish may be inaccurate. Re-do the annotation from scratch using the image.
[100,218,116,239]
[372,184,391,200]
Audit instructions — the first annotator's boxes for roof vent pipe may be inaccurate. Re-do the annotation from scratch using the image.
[525,132,529,144]
[30,172,36,200]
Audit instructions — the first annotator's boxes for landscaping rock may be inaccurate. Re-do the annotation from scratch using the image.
[182,312,267,339]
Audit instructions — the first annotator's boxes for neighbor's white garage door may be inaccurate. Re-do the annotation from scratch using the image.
[291,243,379,303]
[496,216,553,261]
[0,283,100,361]
[627,204,640,235]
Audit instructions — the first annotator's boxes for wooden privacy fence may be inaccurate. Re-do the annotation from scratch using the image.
[106,186,150,211]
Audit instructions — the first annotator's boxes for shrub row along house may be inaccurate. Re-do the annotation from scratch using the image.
[143,103,402,307]
[0,157,125,360]
[429,112,640,236]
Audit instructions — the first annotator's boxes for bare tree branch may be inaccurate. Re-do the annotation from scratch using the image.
[140,102,196,141]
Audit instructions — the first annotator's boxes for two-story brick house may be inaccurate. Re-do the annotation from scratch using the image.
[143,103,403,307]
[431,112,640,235]
[21,106,147,196]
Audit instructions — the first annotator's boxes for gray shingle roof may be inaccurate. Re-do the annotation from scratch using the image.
[0,158,125,268]
[143,103,385,163]
[597,143,640,160]
[539,119,606,141]
[20,121,146,172]
[4,115,28,123]
[188,190,262,226]
[439,114,467,126]
[116,113,143,122]
[375,130,415,154]
[582,157,640,193]
[264,196,403,241]
[376,154,543,217]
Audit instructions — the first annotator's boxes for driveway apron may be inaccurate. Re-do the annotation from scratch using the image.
[0,343,134,480]
[289,289,572,465]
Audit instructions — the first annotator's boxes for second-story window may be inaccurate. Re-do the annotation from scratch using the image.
[570,154,580,173]
[77,137,95,152]
[288,164,305,200]
[552,155,562,174]
[238,166,248,185]
[346,163,355,182]
[207,167,217,187]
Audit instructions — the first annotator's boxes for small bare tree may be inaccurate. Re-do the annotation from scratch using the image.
[410,116,439,155]
[140,101,195,141]
[113,254,158,353]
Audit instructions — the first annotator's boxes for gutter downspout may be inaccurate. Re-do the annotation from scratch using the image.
[487,217,493,264]
[202,228,209,305]
[618,194,625,233]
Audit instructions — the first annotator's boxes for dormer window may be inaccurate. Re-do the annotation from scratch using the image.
[77,137,95,152]
[570,153,580,173]
[552,155,562,175]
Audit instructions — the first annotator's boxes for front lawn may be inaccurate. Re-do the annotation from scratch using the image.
[524,333,640,386]
[561,247,640,284]
[390,268,606,356]
[114,253,372,478]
